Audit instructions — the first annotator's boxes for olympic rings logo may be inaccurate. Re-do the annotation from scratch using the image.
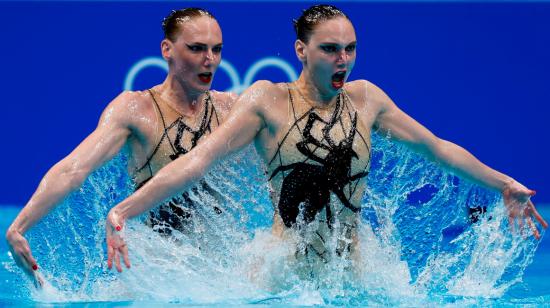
[123,56,298,93]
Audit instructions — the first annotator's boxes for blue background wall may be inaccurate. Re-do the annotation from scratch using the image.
[1,1,549,205]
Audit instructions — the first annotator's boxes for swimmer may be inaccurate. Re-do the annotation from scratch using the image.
[6,8,236,285]
[106,5,547,277]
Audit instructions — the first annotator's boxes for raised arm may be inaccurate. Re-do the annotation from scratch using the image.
[6,92,133,283]
[370,81,547,237]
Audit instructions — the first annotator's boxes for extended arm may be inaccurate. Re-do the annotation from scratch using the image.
[6,93,132,281]
[370,81,547,237]
[109,83,266,222]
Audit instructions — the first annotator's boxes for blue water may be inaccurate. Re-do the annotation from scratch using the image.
[0,138,548,306]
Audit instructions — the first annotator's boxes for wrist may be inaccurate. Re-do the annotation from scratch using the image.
[499,177,515,193]
[113,203,130,221]
[6,225,21,240]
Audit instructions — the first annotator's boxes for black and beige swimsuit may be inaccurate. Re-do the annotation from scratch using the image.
[267,84,371,262]
[134,89,222,235]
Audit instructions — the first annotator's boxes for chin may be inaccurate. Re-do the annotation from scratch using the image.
[194,84,211,92]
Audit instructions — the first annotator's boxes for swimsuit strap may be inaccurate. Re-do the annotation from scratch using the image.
[135,89,175,176]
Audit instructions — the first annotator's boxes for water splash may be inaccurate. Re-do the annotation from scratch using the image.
[3,135,543,305]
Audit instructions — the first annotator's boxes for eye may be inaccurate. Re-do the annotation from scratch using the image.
[320,45,337,53]
[187,44,205,52]
[212,45,223,53]
[345,45,356,52]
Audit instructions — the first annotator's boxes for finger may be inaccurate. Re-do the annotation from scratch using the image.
[527,217,540,240]
[23,248,39,272]
[529,200,548,229]
[530,190,537,196]
[20,249,39,274]
[122,245,131,269]
[115,250,122,273]
[16,252,42,288]
[13,251,33,276]
[33,272,44,289]
[107,243,114,270]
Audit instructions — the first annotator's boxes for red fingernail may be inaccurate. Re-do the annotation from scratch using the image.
[116,226,121,231]
[32,264,38,271]
[533,190,537,195]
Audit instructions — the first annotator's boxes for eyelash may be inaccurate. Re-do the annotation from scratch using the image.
[321,46,337,53]
[187,45,223,53]
[320,45,356,53]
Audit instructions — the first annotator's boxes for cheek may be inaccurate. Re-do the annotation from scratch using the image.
[312,59,333,75]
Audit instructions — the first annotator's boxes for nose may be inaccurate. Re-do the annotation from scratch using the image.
[336,50,349,67]
[204,49,214,66]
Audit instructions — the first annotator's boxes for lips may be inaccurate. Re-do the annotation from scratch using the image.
[198,72,212,83]
[331,71,346,89]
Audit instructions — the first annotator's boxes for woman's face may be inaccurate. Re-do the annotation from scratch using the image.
[163,16,223,93]
[299,17,357,96]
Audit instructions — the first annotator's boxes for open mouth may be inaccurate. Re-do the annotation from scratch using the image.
[331,71,346,89]
[198,72,213,84]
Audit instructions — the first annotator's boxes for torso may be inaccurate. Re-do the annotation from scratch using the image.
[121,87,233,234]
[255,80,377,263]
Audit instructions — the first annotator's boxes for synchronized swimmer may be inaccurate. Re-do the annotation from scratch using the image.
[6,8,235,286]
[5,4,548,288]
[105,5,547,276]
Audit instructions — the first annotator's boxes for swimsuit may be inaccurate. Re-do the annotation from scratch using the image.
[134,89,222,235]
[267,84,371,260]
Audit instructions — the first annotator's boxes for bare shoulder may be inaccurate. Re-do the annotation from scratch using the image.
[345,79,392,113]
[209,90,238,117]
[239,80,288,105]
[99,90,156,127]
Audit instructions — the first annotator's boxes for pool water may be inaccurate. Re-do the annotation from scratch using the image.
[0,139,548,306]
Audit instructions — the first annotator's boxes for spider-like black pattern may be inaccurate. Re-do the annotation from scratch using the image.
[269,90,370,229]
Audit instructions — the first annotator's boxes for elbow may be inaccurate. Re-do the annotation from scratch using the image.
[419,137,447,162]
[430,139,456,164]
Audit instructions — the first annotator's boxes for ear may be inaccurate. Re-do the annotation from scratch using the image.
[161,39,172,62]
[295,39,307,63]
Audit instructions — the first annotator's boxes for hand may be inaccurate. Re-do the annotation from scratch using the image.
[502,181,548,239]
[5,228,44,288]
[106,208,131,272]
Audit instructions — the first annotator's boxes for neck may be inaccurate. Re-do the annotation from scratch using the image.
[156,74,206,116]
[294,71,339,107]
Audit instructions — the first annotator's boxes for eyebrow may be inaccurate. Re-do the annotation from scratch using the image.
[320,41,357,45]
[187,42,224,46]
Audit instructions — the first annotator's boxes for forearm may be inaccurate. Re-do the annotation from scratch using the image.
[431,139,513,192]
[9,162,89,234]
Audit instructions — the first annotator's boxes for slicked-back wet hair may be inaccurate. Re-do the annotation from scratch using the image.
[293,4,350,43]
[162,8,216,42]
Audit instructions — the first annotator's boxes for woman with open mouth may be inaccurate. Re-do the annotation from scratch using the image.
[105,4,546,281]
[6,7,237,283]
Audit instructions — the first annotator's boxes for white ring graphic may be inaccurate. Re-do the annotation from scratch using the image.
[124,57,168,91]
[242,57,298,93]
[217,60,241,93]
[124,56,297,94]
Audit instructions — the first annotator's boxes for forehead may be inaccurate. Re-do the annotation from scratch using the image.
[309,17,356,44]
[175,16,222,43]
